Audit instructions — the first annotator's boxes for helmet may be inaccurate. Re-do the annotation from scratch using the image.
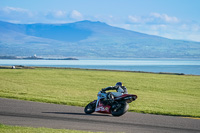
[115,82,123,87]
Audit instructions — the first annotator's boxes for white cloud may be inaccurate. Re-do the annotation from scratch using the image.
[128,15,141,23]
[150,13,179,23]
[0,7,35,23]
[44,10,67,21]
[2,6,29,13]
[113,13,199,42]
[69,10,83,20]
[0,7,84,23]
[53,10,67,18]
[127,13,179,25]
[0,6,33,17]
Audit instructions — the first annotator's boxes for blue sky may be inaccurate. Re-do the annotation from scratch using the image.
[0,0,200,42]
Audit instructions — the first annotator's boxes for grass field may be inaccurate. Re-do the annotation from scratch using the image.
[0,67,200,118]
[0,124,102,133]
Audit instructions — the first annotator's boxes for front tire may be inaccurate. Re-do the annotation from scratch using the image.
[111,101,129,116]
[84,102,96,114]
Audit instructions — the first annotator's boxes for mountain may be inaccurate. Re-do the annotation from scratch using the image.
[0,20,200,58]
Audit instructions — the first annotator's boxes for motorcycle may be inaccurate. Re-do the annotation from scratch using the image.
[84,90,137,116]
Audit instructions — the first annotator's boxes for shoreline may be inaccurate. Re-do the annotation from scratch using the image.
[0,56,78,60]
[0,58,78,60]
[1,65,199,76]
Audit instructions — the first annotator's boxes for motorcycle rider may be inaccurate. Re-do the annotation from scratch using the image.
[101,82,128,104]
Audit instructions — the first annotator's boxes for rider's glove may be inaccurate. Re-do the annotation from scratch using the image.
[114,85,118,89]
[101,88,106,92]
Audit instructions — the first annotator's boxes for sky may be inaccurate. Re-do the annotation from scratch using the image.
[0,0,200,42]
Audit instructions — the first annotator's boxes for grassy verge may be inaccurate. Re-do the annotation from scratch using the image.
[0,124,102,133]
[0,67,200,117]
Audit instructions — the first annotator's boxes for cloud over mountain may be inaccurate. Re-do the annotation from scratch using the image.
[0,6,200,42]
[69,10,83,20]
[150,13,179,23]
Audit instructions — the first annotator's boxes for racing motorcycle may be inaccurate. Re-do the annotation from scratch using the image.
[84,90,137,116]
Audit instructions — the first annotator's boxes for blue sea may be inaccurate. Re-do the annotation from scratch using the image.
[0,59,200,75]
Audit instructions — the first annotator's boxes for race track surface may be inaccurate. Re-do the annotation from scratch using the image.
[0,98,199,133]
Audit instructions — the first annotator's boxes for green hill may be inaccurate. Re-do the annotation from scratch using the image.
[0,20,200,58]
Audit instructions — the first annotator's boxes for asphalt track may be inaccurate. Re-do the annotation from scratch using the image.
[0,98,199,133]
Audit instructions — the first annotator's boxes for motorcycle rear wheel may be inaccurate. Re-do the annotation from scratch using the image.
[84,102,96,114]
[111,101,129,116]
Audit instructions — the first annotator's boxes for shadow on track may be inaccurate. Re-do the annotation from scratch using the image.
[42,112,111,117]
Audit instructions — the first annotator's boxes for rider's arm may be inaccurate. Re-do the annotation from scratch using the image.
[122,86,128,94]
[102,86,117,92]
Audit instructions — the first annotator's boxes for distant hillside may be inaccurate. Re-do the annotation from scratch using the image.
[0,20,200,58]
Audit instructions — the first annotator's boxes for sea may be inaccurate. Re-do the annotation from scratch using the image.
[0,58,200,75]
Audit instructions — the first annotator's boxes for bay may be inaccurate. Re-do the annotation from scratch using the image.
[0,59,200,75]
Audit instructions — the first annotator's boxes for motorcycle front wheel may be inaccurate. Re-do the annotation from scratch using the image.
[84,102,96,114]
[111,101,129,116]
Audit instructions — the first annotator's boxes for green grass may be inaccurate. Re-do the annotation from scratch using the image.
[0,67,200,118]
[0,124,102,133]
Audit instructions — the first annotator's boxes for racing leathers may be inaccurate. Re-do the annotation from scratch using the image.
[102,85,128,98]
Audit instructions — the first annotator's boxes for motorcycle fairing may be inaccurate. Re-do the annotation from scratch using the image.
[115,94,137,103]
[115,94,137,99]
[95,100,111,113]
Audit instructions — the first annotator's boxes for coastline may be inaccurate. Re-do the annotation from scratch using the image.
[1,65,199,76]
[0,56,78,60]
[0,58,200,75]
